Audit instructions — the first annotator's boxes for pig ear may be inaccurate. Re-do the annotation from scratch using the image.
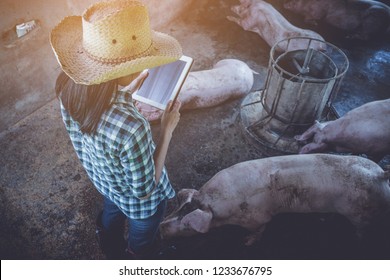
[177,189,198,205]
[181,209,212,233]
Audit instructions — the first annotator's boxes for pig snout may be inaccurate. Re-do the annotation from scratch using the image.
[295,121,329,154]
[160,189,213,239]
[160,209,213,239]
[160,217,183,239]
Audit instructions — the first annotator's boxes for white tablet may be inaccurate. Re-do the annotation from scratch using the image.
[132,55,194,110]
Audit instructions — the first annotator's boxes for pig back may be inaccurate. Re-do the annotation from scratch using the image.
[264,154,390,225]
[199,154,390,225]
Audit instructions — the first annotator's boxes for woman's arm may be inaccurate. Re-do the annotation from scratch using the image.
[153,100,181,184]
[136,100,180,200]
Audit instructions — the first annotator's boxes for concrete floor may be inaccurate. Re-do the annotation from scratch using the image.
[1,0,389,259]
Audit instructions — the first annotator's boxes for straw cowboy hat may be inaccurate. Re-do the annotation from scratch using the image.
[50,0,182,85]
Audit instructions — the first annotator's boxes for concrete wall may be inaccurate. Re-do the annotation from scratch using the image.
[0,0,193,132]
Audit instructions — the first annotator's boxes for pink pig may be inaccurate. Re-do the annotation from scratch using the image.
[160,154,390,243]
[135,59,254,122]
[295,99,390,162]
[227,0,325,52]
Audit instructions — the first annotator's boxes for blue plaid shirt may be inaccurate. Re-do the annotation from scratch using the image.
[60,90,175,219]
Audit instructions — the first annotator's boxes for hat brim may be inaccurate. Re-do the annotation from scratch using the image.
[50,16,182,85]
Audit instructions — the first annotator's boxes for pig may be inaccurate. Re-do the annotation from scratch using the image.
[227,0,325,52]
[160,154,390,243]
[295,99,390,162]
[135,59,254,122]
[283,0,390,40]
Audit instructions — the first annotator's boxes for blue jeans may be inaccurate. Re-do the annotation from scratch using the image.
[101,196,167,255]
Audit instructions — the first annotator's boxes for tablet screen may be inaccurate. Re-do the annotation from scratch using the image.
[132,55,193,110]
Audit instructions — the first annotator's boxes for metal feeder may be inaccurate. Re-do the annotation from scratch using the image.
[240,37,349,155]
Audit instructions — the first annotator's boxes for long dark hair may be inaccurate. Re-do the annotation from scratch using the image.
[55,72,117,134]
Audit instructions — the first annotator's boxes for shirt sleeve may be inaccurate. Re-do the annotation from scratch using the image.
[119,123,157,199]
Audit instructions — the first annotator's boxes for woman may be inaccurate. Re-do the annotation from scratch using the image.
[51,0,182,259]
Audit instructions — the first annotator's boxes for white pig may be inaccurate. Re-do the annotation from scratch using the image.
[135,59,254,121]
[295,99,390,162]
[160,154,390,243]
[227,0,325,52]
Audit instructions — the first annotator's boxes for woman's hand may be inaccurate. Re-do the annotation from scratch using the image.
[160,100,181,138]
